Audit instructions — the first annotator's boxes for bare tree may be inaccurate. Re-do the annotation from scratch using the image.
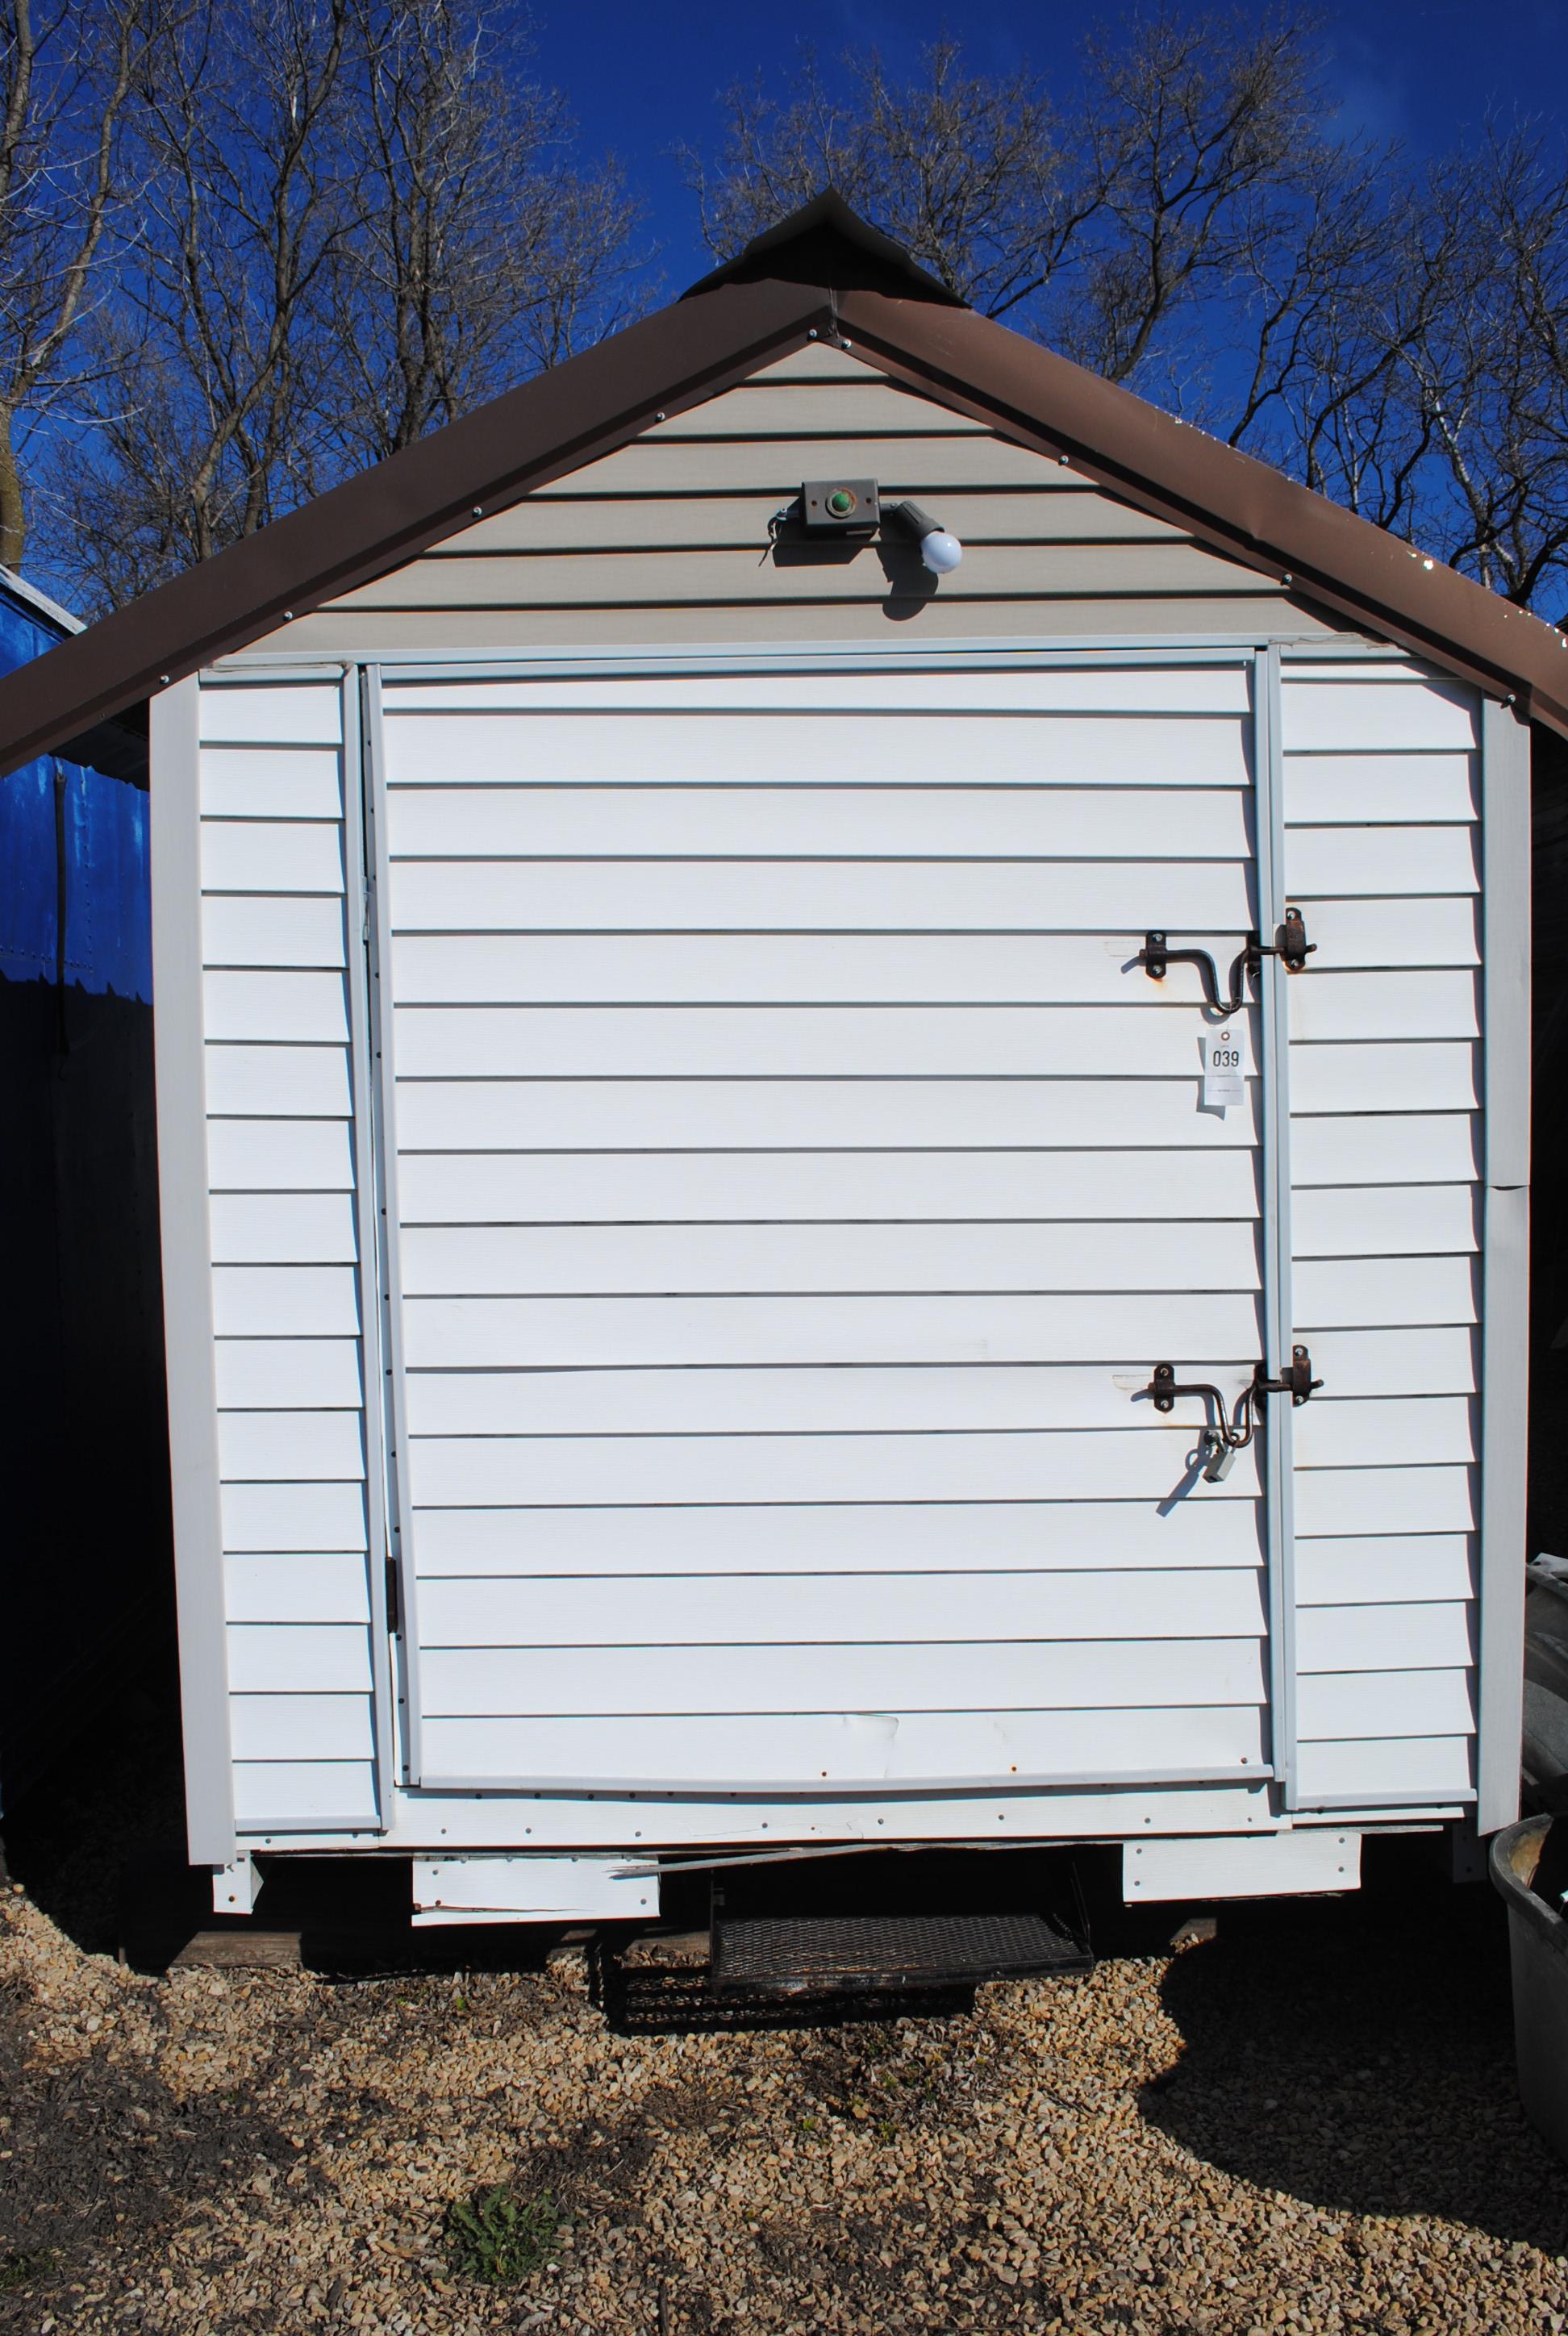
[40,0,645,611]
[686,18,1568,619]
[0,0,157,569]
[681,42,1085,317]
[329,0,644,466]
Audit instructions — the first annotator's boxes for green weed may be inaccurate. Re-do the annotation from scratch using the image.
[0,2250,52,2293]
[443,2184,558,2284]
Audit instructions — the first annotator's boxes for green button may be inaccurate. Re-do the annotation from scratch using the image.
[828,490,854,515]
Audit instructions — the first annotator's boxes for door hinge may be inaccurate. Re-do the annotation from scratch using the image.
[385,1554,401,1634]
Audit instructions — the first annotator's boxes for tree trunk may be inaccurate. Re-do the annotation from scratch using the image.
[0,404,26,571]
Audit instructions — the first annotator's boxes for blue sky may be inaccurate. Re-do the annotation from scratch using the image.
[530,0,1568,286]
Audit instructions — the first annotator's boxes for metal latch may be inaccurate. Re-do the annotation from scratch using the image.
[1251,1344,1323,1407]
[1136,908,1315,1015]
[1143,1345,1322,1482]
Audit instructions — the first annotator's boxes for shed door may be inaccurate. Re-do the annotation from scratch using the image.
[369,658,1280,1796]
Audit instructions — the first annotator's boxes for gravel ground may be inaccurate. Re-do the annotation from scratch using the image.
[0,1835,1566,2336]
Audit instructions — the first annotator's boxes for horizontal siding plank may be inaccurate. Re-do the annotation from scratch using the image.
[1294,1254,1476,1329]
[232,1759,377,1825]
[395,1219,1261,1298]
[1291,1114,1478,1186]
[198,686,342,746]
[1287,970,1478,1043]
[1303,1327,1476,1399]
[1292,1464,1474,1539]
[500,433,1131,496]
[394,1147,1261,1226]
[383,783,1253,862]
[1290,1042,1476,1114]
[228,1692,372,1761]
[202,894,348,970]
[411,1495,1265,1576]
[1296,1667,1474,1740]
[205,1118,355,1191]
[419,1637,1266,1718]
[387,932,1250,1007]
[391,1078,1261,1153]
[403,1361,1257,1439]
[1296,1601,1474,1675]
[417,1705,1266,1788]
[1294,1534,1475,1607]
[215,1338,363,1409]
[443,490,1188,554]
[219,1408,366,1483]
[1282,678,1478,752]
[650,381,990,435]
[1286,825,1478,897]
[1294,1396,1476,1470]
[204,1045,352,1120]
[1296,896,1478,970]
[203,970,351,1045]
[212,1266,361,1338]
[332,542,1264,613]
[390,1003,1262,1084]
[383,710,1254,790]
[1293,1735,1473,1801]
[224,1550,371,1622]
[200,746,344,820]
[382,670,1256,717]
[386,858,1256,933]
[201,820,345,895]
[210,1192,357,1265]
[227,1621,373,1693]
[418,1568,1267,1649]
[406,1426,1261,1508]
[1291,1184,1478,1258]
[220,1480,367,1553]
[281,596,1324,656]
[402,1290,1262,1369]
[1282,752,1477,825]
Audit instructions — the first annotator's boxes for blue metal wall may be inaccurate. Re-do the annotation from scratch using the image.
[0,584,169,1815]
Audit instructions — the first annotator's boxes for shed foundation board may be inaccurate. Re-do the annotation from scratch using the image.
[1123,1830,1361,1902]
[411,1855,658,1923]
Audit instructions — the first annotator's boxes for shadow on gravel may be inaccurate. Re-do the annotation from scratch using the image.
[0,1967,302,2330]
[1140,1837,1568,2255]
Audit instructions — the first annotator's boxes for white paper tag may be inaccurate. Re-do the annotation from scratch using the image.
[1201,1022,1248,1110]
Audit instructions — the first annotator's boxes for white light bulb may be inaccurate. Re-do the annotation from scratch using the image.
[920,528,963,574]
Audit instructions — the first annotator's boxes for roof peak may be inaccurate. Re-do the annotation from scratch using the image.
[681,189,965,307]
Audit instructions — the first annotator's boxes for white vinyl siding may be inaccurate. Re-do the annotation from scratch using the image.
[198,682,378,1829]
[283,347,1343,655]
[376,659,1271,1796]
[1283,659,1483,1806]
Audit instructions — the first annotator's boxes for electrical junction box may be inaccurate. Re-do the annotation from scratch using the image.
[801,477,880,533]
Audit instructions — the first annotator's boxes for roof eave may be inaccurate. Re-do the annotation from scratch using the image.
[836,288,1568,738]
[0,275,834,778]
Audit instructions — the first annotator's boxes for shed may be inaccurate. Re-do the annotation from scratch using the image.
[1,194,1561,1929]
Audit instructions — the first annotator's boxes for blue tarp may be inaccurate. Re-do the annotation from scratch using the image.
[0,589,152,1002]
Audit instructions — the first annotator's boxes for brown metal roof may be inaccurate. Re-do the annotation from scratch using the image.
[1,194,1565,775]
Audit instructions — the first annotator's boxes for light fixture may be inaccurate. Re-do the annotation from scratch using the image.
[884,498,964,574]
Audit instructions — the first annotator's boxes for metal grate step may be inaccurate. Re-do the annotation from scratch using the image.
[710,1908,1092,1998]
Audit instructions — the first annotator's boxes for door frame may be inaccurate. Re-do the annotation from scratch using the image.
[352,636,1301,1803]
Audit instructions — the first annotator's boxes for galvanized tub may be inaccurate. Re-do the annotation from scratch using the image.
[1491,1813,1568,2159]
